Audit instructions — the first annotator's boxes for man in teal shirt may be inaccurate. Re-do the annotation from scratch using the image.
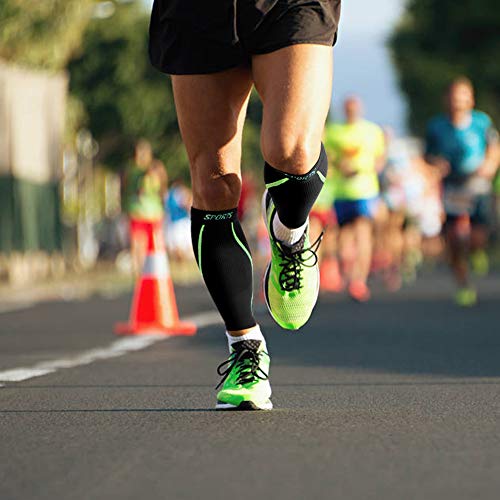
[425,77,499,306]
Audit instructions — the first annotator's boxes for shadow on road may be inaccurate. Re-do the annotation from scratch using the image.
[275,288,500,378]
[183,274,500,379]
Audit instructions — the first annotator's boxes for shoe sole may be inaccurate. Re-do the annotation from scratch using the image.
[215,400,273,411]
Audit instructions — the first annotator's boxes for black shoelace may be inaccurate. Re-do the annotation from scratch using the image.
[277,232,324,292]
[216,345,268,390]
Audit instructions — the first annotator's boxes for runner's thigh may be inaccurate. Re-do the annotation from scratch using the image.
[252,44,333,170]
[171,67,253,209]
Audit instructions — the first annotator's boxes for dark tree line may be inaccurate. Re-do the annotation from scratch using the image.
[1,0,263,177]
[390,0,500,133]
[68,1,263,176]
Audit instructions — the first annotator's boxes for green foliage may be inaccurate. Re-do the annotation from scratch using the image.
[68,1,185,174]
[68,0,264,178]
[1,0,264,178]
[0,0,94,71]
[242,90,264,172]
[390,0,500,133]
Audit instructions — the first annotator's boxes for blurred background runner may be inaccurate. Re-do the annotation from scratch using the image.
[123,140,167,274]
[378,133,445,289]
[324,96,386,302]
[164,177,192,267]
[425,77,500,306]
[309,167,342,293]
[378,130,413,290]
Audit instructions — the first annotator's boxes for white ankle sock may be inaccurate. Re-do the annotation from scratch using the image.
[226,325,266,352]
[272,213,308,246]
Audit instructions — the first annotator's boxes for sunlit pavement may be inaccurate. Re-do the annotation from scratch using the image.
[1,272,499,500]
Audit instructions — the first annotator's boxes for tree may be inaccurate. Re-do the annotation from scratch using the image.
[0,0,94,71]
[68,0,264,178]
[390,0,500,133]
[68,1,182,173]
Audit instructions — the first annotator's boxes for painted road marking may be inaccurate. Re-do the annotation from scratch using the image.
[0,310,222,385]
[188,310,221,329]
[0,302,36,315]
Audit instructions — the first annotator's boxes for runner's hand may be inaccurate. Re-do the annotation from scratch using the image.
[476,162,497,181]
[428,156,451,178]
[338,159,358,178]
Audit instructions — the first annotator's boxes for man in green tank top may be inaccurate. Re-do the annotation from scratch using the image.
[124,140,167,273]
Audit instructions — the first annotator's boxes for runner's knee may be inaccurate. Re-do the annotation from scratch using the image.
[262,135,320,174]
[192,170,241,210]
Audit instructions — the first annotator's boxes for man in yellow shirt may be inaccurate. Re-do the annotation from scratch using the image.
[324,96,385,301]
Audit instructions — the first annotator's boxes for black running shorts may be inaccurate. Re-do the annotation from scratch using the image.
[149,0,341,75]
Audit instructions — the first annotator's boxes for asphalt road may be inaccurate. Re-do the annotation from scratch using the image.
[1,273,499,500]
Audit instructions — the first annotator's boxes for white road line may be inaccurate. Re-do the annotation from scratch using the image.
[0,310,222,385]
[0,302,36,315]
[188,310,221,329]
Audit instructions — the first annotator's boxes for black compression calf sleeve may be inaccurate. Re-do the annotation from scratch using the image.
[264,143,328,229]
[191,207,256,331]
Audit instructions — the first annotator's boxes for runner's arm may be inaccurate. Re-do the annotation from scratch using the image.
[374,126,386,174]
[424,121,450,178]
[477,126,500,180]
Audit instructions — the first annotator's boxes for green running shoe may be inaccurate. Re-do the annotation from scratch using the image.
[455,286,477,307]
[470,249,489,277]
[262,191,322,330]
[215,339,272,411]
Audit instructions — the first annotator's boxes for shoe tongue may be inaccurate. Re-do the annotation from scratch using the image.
[231,339,261,353]
[287,232,306,255]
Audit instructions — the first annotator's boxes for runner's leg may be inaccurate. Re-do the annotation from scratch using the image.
[352,216,373,284]
[446,222,468,286]
[470,224,489,276]
[254,45,332,232]
[338,222,356,282]
[130,222,148,276]
[470,225,488,251]
[252,45,333,329]
[172,67,256,336]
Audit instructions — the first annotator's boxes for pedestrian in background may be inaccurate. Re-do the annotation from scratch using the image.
[164,177,192,265]
[425,77,500,306]
[325,96,386,302]
[123,140,167,274]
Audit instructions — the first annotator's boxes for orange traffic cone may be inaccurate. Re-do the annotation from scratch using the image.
[115,231,197,336]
